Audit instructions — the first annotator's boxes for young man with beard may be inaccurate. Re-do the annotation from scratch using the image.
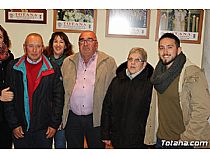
[148,33,210,148]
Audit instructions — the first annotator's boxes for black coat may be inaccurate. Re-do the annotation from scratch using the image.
[101,61,153,148]
[0,51,14,122]
[4,56,64,132]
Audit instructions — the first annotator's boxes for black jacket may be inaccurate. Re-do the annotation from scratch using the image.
[4,55,64,132]
[0,51,14,122]
[101,61,154,148]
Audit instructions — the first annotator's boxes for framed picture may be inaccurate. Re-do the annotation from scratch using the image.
[106,9,151,39]
[156,9,204,44]
[53,9,97,33]
[5,9,47,24]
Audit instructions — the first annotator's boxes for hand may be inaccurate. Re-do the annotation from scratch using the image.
[57,123,63,131]
[0,87,14,102]
[13,126,24,139]
[46,127,56,139]
[102,140,113,149]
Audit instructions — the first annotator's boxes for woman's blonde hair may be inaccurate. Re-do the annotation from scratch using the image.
[128,47,147,62]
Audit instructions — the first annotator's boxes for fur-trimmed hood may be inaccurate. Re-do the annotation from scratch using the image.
[116,61,154,79]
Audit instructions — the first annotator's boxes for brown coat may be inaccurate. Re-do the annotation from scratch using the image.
[61,51,117,128]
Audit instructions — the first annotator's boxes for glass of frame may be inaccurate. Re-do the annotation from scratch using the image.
[155,9,204,44]
[106,9,150,39]
[53,9,97,33]
[5,9,47,24]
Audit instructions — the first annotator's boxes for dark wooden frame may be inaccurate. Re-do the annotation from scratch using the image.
[5,9,47,24]
[155,9,204,44]
[106,9,150,39]
[53,9,97,33]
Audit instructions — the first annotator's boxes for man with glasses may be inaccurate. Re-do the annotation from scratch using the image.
[101,47,154,148]
[148,33,210,148]
[61,31,117,148]
[4,33,64,148]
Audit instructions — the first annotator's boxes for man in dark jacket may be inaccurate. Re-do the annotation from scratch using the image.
[4,33,64,149]
[101,47,154,148]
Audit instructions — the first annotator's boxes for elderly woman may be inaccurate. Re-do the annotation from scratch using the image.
[101,47,154,148]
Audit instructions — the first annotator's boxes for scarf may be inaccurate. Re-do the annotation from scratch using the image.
[49,54,66,67]
[150,52,186,94]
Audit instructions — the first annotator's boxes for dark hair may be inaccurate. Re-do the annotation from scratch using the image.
[0,25,11,48]
[46,32,73,57]
[158,33,180,48]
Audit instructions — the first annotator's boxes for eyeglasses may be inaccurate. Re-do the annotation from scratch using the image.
[127,57,145,63]
[79,38,97,44]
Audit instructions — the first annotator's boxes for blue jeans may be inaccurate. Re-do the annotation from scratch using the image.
[54,129,66,149]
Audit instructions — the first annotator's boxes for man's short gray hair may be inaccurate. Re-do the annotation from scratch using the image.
[24,33,44,45]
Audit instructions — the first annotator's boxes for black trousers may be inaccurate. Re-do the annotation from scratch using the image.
[13,129,53,149]
[65,111,104,149]
[0,121,12,149]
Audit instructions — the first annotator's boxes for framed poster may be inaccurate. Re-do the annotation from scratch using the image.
[156,9,204,44]
[5,9,47,24]
[106,9,150,39]
[53,9,97,33]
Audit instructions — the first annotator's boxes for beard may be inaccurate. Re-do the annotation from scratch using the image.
[161,56,176,66]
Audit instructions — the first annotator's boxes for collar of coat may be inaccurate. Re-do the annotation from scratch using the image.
[67,51,111,67]
[13,54,54,76]
[117,61,154,81]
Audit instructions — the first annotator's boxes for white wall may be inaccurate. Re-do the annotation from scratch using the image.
[0,9,205,67]
[202,10,210,89]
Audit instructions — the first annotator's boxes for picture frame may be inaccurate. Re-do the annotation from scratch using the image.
[106,9,151,39]
[155,9,204,44]
[5,9,47,24]
[53,9,97,33]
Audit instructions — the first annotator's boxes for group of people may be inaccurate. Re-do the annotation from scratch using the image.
[0,24,210,149]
